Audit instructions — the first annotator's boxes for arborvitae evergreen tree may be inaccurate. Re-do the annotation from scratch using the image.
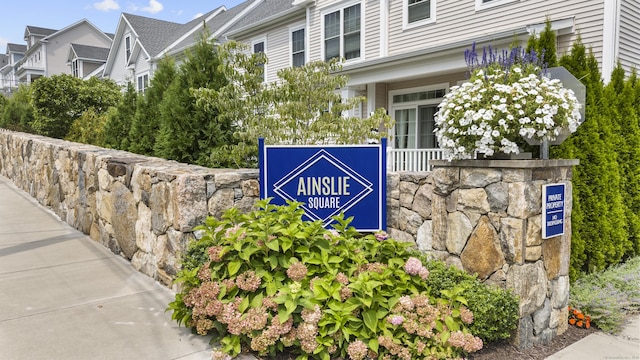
[606,64,640,258]
[129,57,176,155]
[552,39,627,278]
[524,18,557,68]
[103,82,138,150]
[537,18,558,67]
[154,31,229,166]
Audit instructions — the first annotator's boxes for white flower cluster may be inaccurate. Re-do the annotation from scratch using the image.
[434,67,582,160]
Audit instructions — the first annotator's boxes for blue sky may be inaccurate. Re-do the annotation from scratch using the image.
[1,0,246,53]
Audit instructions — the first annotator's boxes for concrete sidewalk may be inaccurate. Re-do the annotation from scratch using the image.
[546,314,640,360]
[0,176,213,360]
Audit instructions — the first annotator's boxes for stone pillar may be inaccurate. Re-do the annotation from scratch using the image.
[429,159,578,349]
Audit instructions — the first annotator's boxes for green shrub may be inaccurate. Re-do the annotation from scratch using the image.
[411,253,519,342]
[168,200,518,359]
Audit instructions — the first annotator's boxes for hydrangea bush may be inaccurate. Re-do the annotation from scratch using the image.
[434,45,582,160]
[168,200,518,359]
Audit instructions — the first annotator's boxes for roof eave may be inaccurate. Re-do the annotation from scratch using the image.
[224,6,305,38]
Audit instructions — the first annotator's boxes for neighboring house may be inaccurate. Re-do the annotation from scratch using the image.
[14,20,112,85]
[67,43,111,80]
[219,0,639,171]
[102,0,259,92]
[0,43,27,93]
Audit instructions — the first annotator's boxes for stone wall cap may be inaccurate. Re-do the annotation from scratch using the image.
[431,159,579,168]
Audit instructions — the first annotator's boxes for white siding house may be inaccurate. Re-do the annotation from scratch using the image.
[13,20,112,85]
[218,0,639,171]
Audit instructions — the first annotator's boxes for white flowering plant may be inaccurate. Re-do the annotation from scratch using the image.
[435,45,582,160]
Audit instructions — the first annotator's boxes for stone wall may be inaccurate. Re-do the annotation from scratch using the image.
[0,131,259,288]
[0,131,577,348]
[427,159,577,348]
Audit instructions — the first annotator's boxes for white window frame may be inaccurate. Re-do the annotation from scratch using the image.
[321,0,364,63]
[124,34,132,62]
[136,72,149,94]
[475,0,518,11]
[72,59,81,78]
[252,37,267,82]
[289,25,306,68]
[389,83,449,149]
[403,0,436,30]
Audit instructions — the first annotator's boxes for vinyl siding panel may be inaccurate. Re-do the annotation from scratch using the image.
[109,25,135,85]
[45,23,111,76]
[365,0,380,59]
[618,0,640,74]
[265,27,291,83]
[387,0,605,68]
[235,19,305,84]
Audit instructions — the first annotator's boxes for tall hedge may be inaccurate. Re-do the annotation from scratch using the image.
[551,39,629,278]
[103,82,138,150]
[128,57,176,155]
[153,31,230,166]
[606,64,640,258]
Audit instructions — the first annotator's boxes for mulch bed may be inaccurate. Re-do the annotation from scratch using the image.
[470,325,598,360]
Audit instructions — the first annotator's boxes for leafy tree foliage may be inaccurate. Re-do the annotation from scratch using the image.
[65,108,108,146]
[0,85,34,132]
[103,82,138,150]
[30,74,120,138]
[193,41,393,167]
[192,41,270,167]
[154,31,229,166]
[129,57,177,155]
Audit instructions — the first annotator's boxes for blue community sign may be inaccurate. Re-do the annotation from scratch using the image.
[542,183,566,239]
[259,139,387,231]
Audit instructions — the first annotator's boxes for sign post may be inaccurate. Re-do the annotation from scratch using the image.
[542,183,566,239]
[259,138,386,231]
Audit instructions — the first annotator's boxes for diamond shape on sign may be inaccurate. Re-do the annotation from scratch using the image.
[273,149,373,226]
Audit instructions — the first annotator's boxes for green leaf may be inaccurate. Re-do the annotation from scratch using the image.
[238,296,250,313]
[251,293,264,309]
[266,238,280,251]
[444,315,460,332]
[368,338,379,354]
[228,261,242,276]
[363,309,378,333]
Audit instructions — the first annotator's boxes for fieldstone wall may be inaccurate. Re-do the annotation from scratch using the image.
[427,159,578,349]
[0,131,577,348]
[0,131,259,288]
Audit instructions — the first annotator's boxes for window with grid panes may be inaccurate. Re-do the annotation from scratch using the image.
[324,3,361,61]
[291,28,305,67]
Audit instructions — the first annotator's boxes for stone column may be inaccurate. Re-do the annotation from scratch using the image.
[429,159,578,349]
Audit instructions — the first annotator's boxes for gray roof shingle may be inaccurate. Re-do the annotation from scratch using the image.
[70,43,110,61]
[6,43,27,54]
[25,26,57,37]
[169,0,256,52]
[223,0,299,36]
[122,13,187,57]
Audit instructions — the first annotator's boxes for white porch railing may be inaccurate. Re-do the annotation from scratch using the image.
[388,148,445,172]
